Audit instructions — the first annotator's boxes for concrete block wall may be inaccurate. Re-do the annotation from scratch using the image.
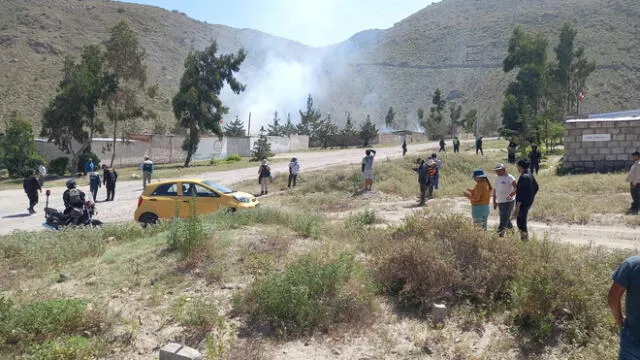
[563,118,640,172]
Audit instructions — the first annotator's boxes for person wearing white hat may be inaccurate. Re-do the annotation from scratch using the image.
[258,159,271,195]
[493,163,517,237]
[463,169,492,230]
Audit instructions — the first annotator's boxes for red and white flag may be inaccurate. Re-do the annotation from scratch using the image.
[578,91,585,102]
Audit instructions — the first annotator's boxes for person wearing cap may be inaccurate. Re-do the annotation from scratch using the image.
[288,157,300,189]
[513,159,539,241]
[626,151,640,215]
[463,169,493,230]
[608,255,640,359]
[258,159,271,195]
[493,163,517,237]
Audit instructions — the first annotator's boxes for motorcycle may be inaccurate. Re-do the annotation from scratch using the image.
[44,189,103,230]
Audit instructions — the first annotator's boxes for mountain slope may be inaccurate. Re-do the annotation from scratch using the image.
[1,0,639,134]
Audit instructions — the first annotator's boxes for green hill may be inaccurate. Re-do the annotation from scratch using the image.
[1,0,638,134]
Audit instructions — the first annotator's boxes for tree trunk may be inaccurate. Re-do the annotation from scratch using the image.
[110,101,118,167]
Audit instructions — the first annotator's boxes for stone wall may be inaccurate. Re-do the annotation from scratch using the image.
[563,117,640,172]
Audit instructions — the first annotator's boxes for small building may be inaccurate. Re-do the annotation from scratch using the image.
[563,110,640,172]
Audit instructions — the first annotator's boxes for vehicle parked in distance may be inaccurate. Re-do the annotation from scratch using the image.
[134,179,259,225]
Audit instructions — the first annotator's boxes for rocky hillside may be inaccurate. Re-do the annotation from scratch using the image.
[1,0,639,133]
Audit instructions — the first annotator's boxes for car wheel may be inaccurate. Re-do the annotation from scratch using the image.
[225,208,237,214]
[139,213,158,228]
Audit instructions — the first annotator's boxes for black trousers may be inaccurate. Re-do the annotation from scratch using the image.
[439,146,445,152]
[476,147,484,155]
[27,192,38,211]
[517,205,531,240]
[90,186,99,201]
[631,184,640,212]
[288,174,298,188]
[419,180,434,205]
[508,153,516,164]
[453,145,460,153]
[106,184,115,201]
[530,162,540,175]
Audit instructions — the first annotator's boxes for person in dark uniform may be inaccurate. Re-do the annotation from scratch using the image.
[453,137,460,153]
[476,137,484,155]
[402,140,407,157]
[507,141,517,164]
[23,170,41,214]
[439,138,446,152]
[103,166,118,201]
[529,144,542,175]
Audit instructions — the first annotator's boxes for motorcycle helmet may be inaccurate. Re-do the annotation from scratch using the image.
[66,179,77,189]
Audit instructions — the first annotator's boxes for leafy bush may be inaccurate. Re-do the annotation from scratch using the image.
[76,152,100,174]
[27,336,105,360]
[48,157,69,176]
[375,214,520,313]
[167,202,206,260]
[225,154,242,162]
[237,253,374,338]
[0,111,43,178]
[346,209,377,228]
[172,296,221,332]
[0,298,102,345]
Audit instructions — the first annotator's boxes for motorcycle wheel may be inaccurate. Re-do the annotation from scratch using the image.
[90,219,103,227]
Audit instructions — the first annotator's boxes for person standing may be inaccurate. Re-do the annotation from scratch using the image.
[493,164,517,237]
[413,158,432,206]
[463,169,492,230]
[476,137,484,155]
[453,137,460,153]
[103,166,118,201]
[507,141,517,164]
[402,140,407,157]
[140,156,154,189]
[430,153,443,190]
[288,157,300,189]
[89,171,101,202]
[38,164,47,186]
[439,138,446,152]
[23,170,41,214]
[84,159,96,176]
[529,145,542,175]
[609,255,640,359]
[513,159,539,241]
[258,159,271,195]
[362,149,376,191]
[626,151,640,215]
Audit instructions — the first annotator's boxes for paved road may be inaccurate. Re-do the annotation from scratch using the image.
[0,140,448,235]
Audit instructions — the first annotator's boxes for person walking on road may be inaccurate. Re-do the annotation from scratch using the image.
[103,166,118,201]
[507,141,517,164]
[362,149,376,191]
[529,144,542,175]
[439,138,446,152]
[513,159,539,241]
[38,164,47,186]
[402,140,407,157]
[23,170,41,215]
[453,137,460,153]
[89,171,101,202]
[463,169,492,230]
[493,164,517,237]
[258,159,271,195]
[476,137,484,155]
[608,255,640,359]
[141,156,154,189]
[288,157,300,189]
[626,151,640,215]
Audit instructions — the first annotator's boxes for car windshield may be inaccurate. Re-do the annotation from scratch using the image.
[203,180,234,194]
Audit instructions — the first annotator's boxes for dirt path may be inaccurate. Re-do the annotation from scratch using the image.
[0,140,445,235]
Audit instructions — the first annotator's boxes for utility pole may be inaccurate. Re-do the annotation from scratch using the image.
[247,112,251,137]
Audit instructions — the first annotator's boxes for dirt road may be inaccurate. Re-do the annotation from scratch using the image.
[0,141,444,235]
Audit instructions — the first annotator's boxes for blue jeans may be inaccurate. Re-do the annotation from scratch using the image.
[620,325,640,360]
[497,202,514,236]
[471,205,490,230]
[434,173,440,190]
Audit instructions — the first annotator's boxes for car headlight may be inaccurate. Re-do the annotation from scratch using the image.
[233,195,250,203]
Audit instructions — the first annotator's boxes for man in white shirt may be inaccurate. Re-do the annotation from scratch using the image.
[493,163,517,236]
[288,157,300,188]
[626,151,640,215]
[361,149,376,191]
[38,164,47,186]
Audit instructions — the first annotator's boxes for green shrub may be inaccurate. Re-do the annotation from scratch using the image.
[48,157,69,176]
[346,209,377,228]
[172,296,221,332]
[375,214,520,313]
[225,154,242,162]
[27,336,105,360]
[167,205,206,260]
[0,298,102,345]
[237,252,374,338]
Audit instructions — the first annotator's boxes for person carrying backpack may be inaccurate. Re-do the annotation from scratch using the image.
[63,179,86,212]
[140,156,154,189]
[513,159,539,241]
[103,167,118,201]
[89,171,101,202]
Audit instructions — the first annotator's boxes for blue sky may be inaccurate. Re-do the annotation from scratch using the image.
[124,0,436,47]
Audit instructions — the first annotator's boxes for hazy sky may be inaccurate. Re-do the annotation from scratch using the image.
[125,0,436,47]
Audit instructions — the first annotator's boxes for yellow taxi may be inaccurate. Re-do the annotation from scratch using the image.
[134,179,259,225]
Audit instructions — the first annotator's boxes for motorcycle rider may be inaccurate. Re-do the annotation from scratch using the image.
[62,179,87,225]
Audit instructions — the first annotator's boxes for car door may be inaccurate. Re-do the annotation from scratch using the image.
[147,182,181,219]
[179,182,221,217]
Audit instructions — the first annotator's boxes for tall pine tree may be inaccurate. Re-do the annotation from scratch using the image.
[297,94,321,137]
[267,111,283,136]
[224,116,246,137]
[281,113,297,136]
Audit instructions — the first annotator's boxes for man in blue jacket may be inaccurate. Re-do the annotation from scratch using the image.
[609,256,640,359]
